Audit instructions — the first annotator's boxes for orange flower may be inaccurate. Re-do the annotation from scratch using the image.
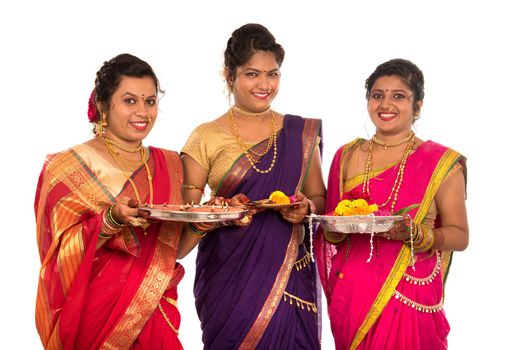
[334,198,378,216]
[269,190,291,204]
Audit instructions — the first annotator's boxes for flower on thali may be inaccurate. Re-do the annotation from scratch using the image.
[269,190,291,205]
[334,198,378,216]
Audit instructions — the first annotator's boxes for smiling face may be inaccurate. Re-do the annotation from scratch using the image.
[231,50,280,113]
[367,75,423,137]
[102,76,158,147]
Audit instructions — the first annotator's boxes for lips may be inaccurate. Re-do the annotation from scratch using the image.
[130,121,148,131]
[378,112,397,121]
[253,92,270,100]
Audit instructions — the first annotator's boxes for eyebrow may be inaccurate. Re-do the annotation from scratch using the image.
[242,67,280,73]
[120,92,157,98]
[372,89,409,93]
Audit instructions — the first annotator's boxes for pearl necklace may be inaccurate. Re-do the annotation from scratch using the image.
[362,132,416,213]
[372,131,414,150]
[226,108,278,174]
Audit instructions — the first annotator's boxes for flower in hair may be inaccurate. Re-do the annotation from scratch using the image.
[87,89,99,123]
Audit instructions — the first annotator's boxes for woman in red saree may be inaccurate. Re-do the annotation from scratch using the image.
[315,59,469,349]
[180,24,326,349]
[35,54,187,349]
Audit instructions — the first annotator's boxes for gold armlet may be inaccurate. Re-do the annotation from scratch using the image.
[182,184,205,193]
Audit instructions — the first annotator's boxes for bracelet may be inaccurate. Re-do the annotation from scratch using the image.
[106,204,126,228]
[413,225,434,251]
[187,223,207,238]
[100,204,125,238]
[183,184,205,194]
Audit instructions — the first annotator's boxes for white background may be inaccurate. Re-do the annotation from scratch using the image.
[1,1,522,348]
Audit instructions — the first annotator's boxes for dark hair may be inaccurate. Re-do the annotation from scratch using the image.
[94,53,163,115]
[365,59,424,110]
[224,23,285,84]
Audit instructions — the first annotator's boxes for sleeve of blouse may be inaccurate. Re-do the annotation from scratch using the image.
[180,125,211,173]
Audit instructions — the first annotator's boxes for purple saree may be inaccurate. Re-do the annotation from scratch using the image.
[194,115,321,349]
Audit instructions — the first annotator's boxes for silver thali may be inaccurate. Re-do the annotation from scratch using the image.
[307,214,403,234]
[139,204,247,223]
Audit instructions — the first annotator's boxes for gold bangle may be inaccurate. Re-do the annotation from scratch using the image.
[187,223,207,238]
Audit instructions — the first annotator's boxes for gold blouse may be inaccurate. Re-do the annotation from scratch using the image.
[181,121,247,195]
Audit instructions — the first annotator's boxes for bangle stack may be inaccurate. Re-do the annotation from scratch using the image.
[404,222,435,251]
[100,204,125,239]
[187,221,225,238]
[413,225,434,251]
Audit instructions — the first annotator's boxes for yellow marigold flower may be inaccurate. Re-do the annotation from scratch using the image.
[334,198,378,216]
[269,190,291,204]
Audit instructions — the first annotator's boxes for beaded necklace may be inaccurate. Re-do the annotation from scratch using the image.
[226,108,278,174]
[362,131,416,213]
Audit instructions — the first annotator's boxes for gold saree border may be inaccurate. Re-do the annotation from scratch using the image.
[295,118,322,192]
[349,148,464,350]
[239,227,299,349]
[36,150,112,348]
[102,149,183,349]
[101,223,181,349]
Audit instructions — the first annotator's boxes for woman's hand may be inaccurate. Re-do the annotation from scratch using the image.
[208,194,257,227]
[380,220,410,241]
[280,192,312,224]
[110,197,150,227]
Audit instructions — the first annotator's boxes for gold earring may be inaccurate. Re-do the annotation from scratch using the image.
[96,113,107,135]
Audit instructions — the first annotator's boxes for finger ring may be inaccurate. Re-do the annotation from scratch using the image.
[240,216,250,224]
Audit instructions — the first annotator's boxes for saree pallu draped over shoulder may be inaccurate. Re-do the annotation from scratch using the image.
[35,147,185,350]
[314,140,466,350]
[194,115,322,349]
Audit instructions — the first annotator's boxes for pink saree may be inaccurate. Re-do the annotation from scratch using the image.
[35,147,185,350]
[314,140,466,350]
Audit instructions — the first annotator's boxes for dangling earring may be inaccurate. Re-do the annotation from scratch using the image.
[96,113,107,135]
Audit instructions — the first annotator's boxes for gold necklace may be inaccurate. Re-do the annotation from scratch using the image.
[101,135,154,206]
[103,137,143,154]
[372,131,414,150]
[362,132,415,213]
[228,108,276,157]
[232,105,270,117]
[226,108,278,174]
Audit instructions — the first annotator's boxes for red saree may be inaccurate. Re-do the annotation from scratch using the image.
[35,146,185,350]
[314,140,466,350]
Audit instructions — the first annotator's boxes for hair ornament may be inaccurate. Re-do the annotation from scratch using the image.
[88,89,99,123]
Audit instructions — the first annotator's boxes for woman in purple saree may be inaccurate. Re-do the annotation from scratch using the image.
[180,24,325,349]
[314,59,469,349]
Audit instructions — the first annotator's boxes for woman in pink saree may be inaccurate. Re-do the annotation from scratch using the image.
[314,59,469,349]
[35,54,188,349]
